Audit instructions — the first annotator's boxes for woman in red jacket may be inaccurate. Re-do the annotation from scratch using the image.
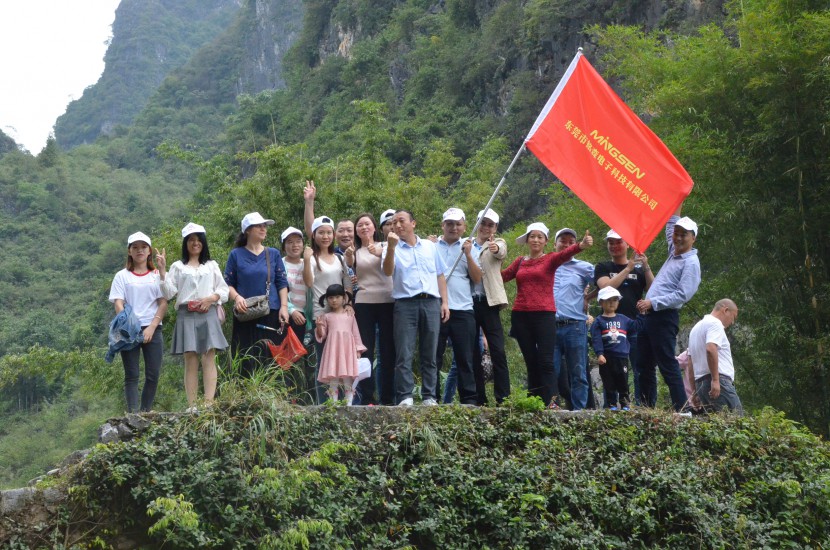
[502,223,592,407]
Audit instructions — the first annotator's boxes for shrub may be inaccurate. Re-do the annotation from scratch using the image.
[52,400,830,548]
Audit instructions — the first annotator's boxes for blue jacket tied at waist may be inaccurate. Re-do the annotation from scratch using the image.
[105,304,144,363]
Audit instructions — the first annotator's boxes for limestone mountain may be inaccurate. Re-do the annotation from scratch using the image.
[54,0,242,149]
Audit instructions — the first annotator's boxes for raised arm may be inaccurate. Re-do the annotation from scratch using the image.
[382,231,399,276]
[463,239,482,284]
[303,180,316,237]
[302,246,314,287]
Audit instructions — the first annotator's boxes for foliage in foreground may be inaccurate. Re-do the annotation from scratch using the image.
[52,395,830,548]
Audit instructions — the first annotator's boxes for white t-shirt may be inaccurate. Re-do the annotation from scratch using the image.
[310,255,348,318]
[689,314,734,381]
[283,258,307,313]
[109,269,164,326]
[160,260,229,305]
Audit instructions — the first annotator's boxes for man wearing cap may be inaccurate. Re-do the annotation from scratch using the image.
[688,299,742,413]
[594,229,653,406]
[552,227,594,410]
[470,208,510,404]
[635,205,701,410]
[434,208,481,405]
[382,210,450,406]
[379,209,396,240]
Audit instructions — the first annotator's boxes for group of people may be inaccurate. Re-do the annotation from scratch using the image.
[107,182,742,415]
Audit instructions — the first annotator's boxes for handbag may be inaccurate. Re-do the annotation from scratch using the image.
[481,349,494,382]
[234,248,271,322]
[265,327,308,370]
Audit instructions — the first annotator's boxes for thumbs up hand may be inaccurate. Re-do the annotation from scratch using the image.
[579,230,593,250]
[488,235,499,254]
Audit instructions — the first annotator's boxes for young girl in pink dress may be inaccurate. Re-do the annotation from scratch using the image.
[315,284,366,405]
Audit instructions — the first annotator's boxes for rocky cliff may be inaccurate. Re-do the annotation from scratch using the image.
[54,0,243,149]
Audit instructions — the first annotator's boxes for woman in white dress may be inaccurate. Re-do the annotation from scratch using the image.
[157,223,228,411]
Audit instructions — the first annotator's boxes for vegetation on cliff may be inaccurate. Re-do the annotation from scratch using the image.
[16,392,830,548]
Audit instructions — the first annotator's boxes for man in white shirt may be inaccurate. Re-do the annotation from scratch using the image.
[688,299,742,413]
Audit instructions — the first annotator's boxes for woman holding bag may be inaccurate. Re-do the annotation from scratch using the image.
[157,223,229,411]
[224,212,289,377]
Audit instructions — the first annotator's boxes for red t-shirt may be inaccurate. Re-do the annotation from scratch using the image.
[501,243,581,312]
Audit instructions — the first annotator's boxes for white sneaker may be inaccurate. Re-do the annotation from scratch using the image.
[422,398,438,406]
[398,397,414,407]
[185,406,198,414]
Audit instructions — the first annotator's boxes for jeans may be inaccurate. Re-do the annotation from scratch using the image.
[554,320,590,410]
[121,326,163,413]
[354,302,396,405]
[393,297,441,403]
[435,310,478,405]
[695,374,743,414]
[510,310,558,406]
[636,309,688,411]
[473,298,510,404]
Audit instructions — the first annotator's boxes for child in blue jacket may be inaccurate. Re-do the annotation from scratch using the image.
[590,286,643,410]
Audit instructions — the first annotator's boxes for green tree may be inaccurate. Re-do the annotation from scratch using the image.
[593,0,830,434]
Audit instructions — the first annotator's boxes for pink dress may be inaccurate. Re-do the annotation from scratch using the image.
[315,312,367,383]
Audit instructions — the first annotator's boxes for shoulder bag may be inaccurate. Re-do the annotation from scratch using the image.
[234,248,271,322]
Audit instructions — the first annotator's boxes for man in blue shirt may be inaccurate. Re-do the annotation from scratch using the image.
[435,208,481,405]
[552,228,594,410]
[383,210,450,406]
[636,205,701,410]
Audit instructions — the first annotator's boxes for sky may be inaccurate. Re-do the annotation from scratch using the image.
[0,1,120,153]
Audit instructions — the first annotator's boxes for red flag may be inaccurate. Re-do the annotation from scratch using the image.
[525,51,693,253]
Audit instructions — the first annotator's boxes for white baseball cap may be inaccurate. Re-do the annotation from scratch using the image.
[311,215,335,234]
[554,227,578,241]
[477,208,500,225]
[241,212,275,233]
[181,222,206,238]
[280,226,303,243]
[597,287,622,301]
[442,208,465,222]
[127,231,152,246]
[516,222,549,244]
[605,229,622,241]
[379,209,396,226]
[675,216,698,236]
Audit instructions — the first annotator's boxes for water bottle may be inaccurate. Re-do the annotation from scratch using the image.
[348,266,359,293]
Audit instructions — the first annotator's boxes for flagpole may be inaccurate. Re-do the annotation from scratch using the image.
[446,48,585,279]
[446,142,527,279]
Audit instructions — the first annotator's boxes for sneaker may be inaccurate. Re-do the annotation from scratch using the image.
[674,411,692,418]
[609,406,618,411]
[398,398,414,407]
[548,401,561,410]
[622,406,630,411]
[185,406,198,414]
[422,398,438,406]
